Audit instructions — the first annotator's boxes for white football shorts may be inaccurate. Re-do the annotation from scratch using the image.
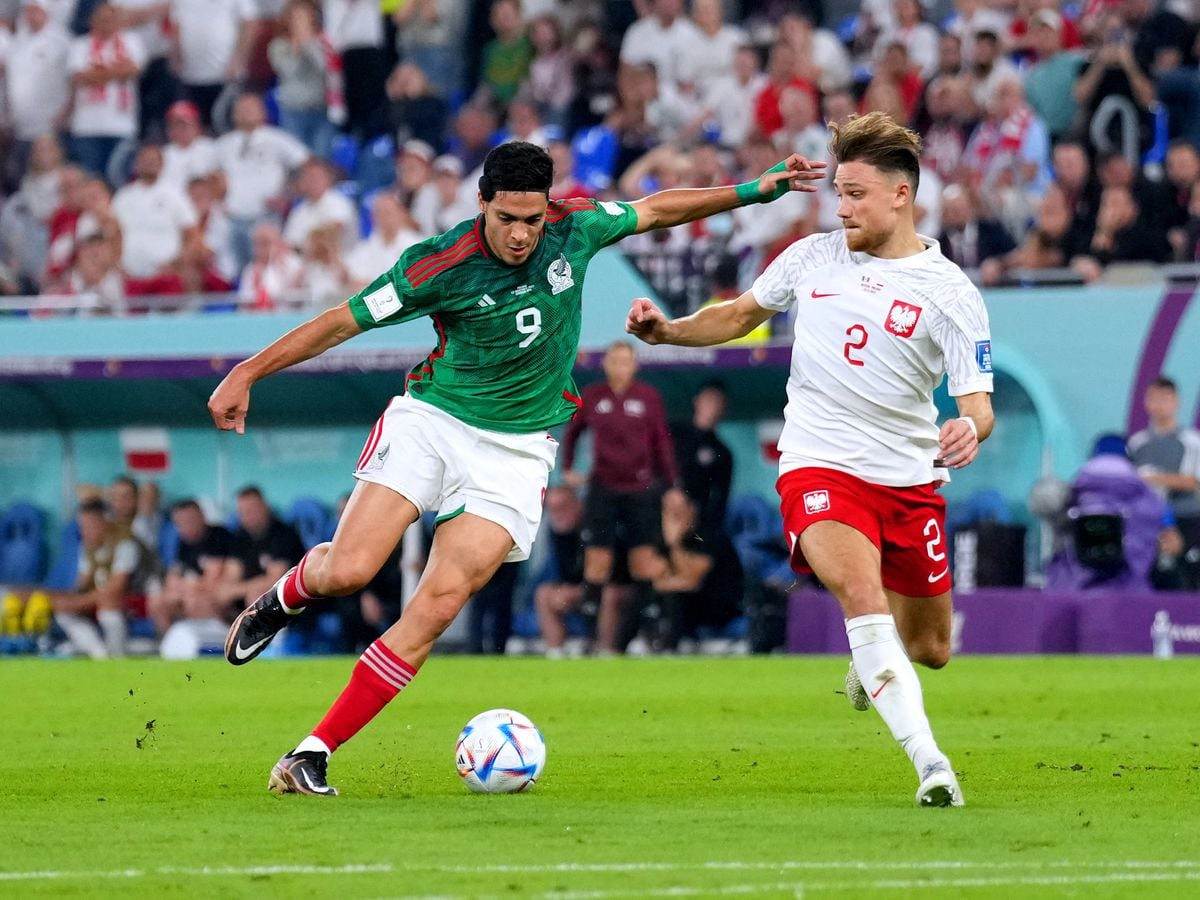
[353,394,558,562]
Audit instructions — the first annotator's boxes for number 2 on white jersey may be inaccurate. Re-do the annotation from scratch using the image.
[844,324,868,367]
[516,307,542,348]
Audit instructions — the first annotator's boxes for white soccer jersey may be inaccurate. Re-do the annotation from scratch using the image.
[752,230,993,487]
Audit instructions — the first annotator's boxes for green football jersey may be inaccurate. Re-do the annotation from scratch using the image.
[347,197,639,433]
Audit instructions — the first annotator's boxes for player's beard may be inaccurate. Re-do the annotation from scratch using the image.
[842,223,874,252]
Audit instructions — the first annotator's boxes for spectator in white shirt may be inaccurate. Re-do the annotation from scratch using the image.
[778,12,853,94]
[701,44,765,149]
[5,0,71,163]
[323,0,389,139]
[686,0,746,94]
[169,0,258,130]
[772,86,827,162]
[298,222,351,307]
[161,101,219,190]
[112,143,200,278]
[237,220,302,310]
[411,153,475,234]
[57,232,128,316]
[282,158,358,251]
[182,174,237,287]
[619,0,705,93]
[878,0,940,80]
[67,3,146,179]
[394,137,435,208]
[214,91,310,274]
[345,192,421,289]
[112,0,173,139]
[0,133,66,291]
[269,0,339,160]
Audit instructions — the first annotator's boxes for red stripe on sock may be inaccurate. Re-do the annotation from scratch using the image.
[362,644,413,689]
[280,551,319,611]
[311,643,417,753]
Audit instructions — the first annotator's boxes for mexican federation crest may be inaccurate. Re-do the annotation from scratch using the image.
[548,254,574,295]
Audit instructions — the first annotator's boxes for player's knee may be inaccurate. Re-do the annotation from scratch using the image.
[911,638,951,669]
[834,579,888,618]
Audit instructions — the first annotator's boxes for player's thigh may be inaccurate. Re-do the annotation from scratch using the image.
[323,479,420,589]
[887,589,953,669]
[878,483,950,597]
[797,520,888,617]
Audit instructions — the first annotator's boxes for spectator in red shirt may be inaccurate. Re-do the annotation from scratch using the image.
[752,42,818,139]
[562,341,676,651]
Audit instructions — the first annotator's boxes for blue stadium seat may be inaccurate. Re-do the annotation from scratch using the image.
[263,86,281,126]
[355,135,397,193]
[286,497,334,550]
[359,187,383,238]
[158,520,180,568]
[330,134,360,176]
[571,126,617,192]
[44,521,81,590]
[0,502,46,584]
[725,494,785,582]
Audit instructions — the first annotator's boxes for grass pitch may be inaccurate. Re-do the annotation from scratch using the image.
[3,655,1199,899]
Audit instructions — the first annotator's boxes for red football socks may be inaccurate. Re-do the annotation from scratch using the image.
[311,640,416,752]
[279,550,318,612]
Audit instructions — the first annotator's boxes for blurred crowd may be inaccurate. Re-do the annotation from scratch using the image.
[4,0,1200,318]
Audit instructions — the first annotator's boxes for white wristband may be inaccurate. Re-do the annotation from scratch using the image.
[957,416,978,439]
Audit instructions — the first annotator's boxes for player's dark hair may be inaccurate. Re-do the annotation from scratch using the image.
[1150,375,1178,393]
[828,112,921,195]
[478,141,553,201]
[78,498,109,518]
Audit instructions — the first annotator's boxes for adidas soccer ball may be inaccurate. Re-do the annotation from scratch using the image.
[454,708,546,793]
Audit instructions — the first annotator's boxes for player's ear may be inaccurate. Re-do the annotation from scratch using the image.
[477,192,486,214]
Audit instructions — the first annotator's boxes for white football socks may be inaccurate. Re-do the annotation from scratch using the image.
[97,609,127,657]
[294,735,332,758]
[845,614,946,775]
[54,613,108,659]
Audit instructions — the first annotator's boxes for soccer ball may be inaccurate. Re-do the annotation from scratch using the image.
[454,708,546,794]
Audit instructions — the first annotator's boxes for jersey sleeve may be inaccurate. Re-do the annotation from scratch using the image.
[346,239,454,329]
[927,284,994,396]
[569,199,639,251]
[750,233,831,312]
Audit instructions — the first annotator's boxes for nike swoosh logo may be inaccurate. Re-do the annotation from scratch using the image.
[298,767,319,793]
[233,636,270,661]
[928,568,949,583]
[811,290,838,298]
[870,675,895,699]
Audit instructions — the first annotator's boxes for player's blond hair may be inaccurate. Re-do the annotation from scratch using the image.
[828,112,922,194]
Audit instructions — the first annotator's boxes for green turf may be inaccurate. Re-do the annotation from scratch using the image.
[3,655,1199,899]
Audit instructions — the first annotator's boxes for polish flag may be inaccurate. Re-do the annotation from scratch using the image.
[120,427,171,474]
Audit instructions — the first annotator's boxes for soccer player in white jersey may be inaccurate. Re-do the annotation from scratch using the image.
[627,112,995,807]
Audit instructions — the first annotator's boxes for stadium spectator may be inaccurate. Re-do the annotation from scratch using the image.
[322,0,389,140]
[41,499,146,657]
[753,42,819,140]
[1180,180,1200,262]
[168,0,258,130]
[52,232,127,314]
[565,19,618,135]
[112,0,172,139]
[731,137,816,267]
[501,98,552,149]
[562,341,676,655]
[147,498,234,637]
[219,485,305,611]
[1077,185,1171,274]
[777,11,852,95]
[298,223,352,307]
[920,76,972,184]
[524,13,574,128]
[0,134,66,292]
[475,0,531,109]
[965,28,1019,111]
[237,220,302,309]
[345,192,421,290]
[945,0,1009,66]
[864,41,924,125]
[619,0,703,94]
[994,183,1091,279]
[1022,9,1086,139]
[4,0,71,181]
[1052,139,1100,233]
[446,102,497,174]
[547,136,589,200]
[672,379,733,535]
[394,137,435,207]
[533,484,587,658]
[268,0,340,160]
[282,158,357,252]
[650,488,743,652]
[1163,140,1200,260]
[878,0,939,79]
[160,100,219,191]
[686,0,745,94]
[938,184,1015,281]
[214,91,310,274]
[67,3,146,179]
[1073,13,1156,162]
[385,61,449,152]
[112,143,200,279]
[701,44,765,150]
[772,85,826,162]
[411,153,474,235]
[391,0,465,97]
[1123,0,1195,78]
[184,174,238,286]
[1128,376,1200,588]
[1007,0,1084,59]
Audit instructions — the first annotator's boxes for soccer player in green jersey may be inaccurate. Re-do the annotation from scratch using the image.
[207,141,824,795]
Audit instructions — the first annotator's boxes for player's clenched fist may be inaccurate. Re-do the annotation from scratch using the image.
[626,297,669,344]
[938,416,979,469]
[208,371,251,435]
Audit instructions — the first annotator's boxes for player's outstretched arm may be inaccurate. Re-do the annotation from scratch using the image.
[938,391,995,469]
[628,153,826,233]
[626,291,775,347]
[208,302,363,434]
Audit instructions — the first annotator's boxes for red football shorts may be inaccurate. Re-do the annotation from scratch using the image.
[776,467,951,598]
